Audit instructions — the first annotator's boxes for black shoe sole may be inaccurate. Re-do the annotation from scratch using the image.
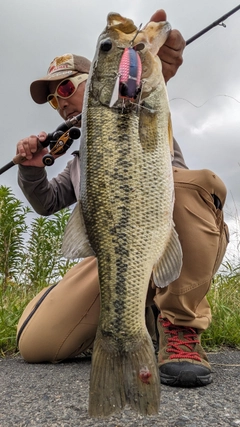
[160,370,213,387]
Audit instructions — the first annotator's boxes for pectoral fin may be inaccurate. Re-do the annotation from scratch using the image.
[62,201,95,259]
[153,225,182,288]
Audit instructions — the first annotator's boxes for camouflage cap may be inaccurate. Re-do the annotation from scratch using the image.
[30,53,91,104]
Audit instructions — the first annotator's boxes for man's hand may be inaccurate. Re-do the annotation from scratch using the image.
[150,9,186,82]
[16,132,49,167]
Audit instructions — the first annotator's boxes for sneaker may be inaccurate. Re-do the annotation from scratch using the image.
[157,316,212,387]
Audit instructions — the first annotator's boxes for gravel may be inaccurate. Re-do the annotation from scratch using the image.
[0,349,239,427]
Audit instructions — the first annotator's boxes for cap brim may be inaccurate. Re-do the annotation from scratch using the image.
[30,70,78,104]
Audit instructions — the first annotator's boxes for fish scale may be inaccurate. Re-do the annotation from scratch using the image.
[62,12,183,418]
[84,109,148,338]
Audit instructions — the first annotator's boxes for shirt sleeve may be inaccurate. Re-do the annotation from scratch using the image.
[17,159,77,216]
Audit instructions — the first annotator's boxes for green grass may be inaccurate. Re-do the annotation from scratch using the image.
[201,269,240,350]
[1,267,240,357]
[0,281,44,356]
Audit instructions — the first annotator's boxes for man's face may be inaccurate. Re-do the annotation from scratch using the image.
[48,79,86,120]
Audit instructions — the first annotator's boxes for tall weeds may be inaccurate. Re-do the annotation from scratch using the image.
[22,211,76,287]
[0,186,31,291]
[0,186,77,289]
[0,186,78,354]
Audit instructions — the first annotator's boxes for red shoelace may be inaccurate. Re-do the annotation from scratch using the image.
[159,317,202,362]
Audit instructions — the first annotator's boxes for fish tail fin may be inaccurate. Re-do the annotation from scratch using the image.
[88,331,160,417]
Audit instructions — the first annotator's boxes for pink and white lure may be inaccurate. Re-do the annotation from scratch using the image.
[110,47,142,107]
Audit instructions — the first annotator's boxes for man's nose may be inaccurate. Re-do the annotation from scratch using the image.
[57,97,69,110]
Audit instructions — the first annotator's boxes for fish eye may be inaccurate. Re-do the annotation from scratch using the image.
[100,38,112,52]
[134,43,145,51]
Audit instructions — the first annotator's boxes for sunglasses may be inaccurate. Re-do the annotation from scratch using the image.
[47,73,88,109]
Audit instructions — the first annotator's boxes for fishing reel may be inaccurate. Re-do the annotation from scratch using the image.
[0,113,82,175]
[42,126,81,166]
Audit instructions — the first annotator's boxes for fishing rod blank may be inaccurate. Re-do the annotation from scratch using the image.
[186,5,240,45]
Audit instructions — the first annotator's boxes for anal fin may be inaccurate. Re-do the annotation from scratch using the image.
[153,225,182,288]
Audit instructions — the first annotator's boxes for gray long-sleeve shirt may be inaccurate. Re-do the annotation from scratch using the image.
[18,138,187,216]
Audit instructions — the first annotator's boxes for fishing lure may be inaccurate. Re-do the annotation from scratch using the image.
[110,47,142,107]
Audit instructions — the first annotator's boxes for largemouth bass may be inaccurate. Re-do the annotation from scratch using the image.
[62,12,182,417]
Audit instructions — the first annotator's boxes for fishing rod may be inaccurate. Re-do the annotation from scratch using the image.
[186,5,240,45]
[0,114,82,175]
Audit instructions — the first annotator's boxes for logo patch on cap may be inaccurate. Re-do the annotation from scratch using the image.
[48,54,74,74]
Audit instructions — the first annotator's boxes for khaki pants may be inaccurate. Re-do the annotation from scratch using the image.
[17,168,228,363]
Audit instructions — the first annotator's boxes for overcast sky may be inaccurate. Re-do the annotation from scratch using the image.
[0,0,240,262]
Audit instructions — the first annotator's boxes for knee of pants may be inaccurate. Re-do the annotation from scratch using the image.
[18,292,100,363]
[17,257,100,363]
[173,167,227,208]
